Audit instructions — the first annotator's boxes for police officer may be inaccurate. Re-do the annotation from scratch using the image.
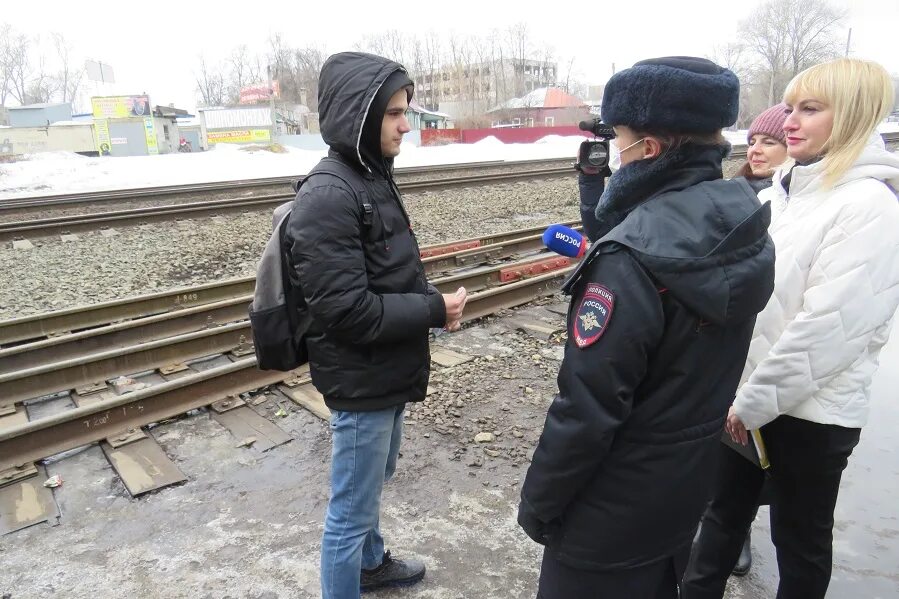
[517,56,776,598]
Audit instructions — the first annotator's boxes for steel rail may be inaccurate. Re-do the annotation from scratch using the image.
[0,253,575,410]
[0,267,573,471]
[0,221,578,345]
[0,252,573,375]
[0,167,574,242]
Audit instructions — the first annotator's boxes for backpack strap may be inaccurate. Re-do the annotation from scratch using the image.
[280,156,374,328]
[275,213,302,330]
[299,156,374,230]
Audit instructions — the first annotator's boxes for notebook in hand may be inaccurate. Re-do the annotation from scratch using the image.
[721,428,771,470]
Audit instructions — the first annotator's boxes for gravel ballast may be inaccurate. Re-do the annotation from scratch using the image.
[1,177,580,319]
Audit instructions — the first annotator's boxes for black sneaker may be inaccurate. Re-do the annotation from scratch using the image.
[732,533,752,577]
[360,551,426,592]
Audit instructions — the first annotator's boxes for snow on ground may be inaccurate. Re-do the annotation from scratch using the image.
[0,135,587,200]
[3,123,894,200]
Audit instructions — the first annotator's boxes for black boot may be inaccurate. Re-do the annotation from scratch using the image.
[732,532,752,576]
[361,550,426,592]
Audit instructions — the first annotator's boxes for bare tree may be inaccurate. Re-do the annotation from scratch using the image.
[6,32,31,105]
[422,32,443,110]
[740,0,845,106]
[407,36,426,83]
[0,24,12,106]
[562,57,576,93]
[195,54,226,107]
[384,30,408,65]
[265,34,325,109]
[707,42,757,127]
[26,52,59,104]
[505,23,531,96]
[784,2,846,76]
[537,45,556,88]
[226,44,262,104]
[350,27,565,123]
[491,29,509,107]
[52,33,83,107]
[291,47,326,109]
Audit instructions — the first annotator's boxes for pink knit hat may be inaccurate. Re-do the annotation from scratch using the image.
[747,103,788,144]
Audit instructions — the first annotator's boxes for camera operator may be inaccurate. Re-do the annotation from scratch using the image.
[575,144,611,241]
[574,119,617,241]
[517,56,775,598]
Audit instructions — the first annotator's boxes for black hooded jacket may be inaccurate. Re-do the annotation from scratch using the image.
[284,52,445,412]
[519,144,775,570]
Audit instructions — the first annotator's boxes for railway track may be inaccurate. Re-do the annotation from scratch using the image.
[0,222,577,475]
[0,161,575,243]
[0,158,573,218]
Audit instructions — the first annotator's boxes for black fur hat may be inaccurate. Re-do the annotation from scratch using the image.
[601,56,740,134]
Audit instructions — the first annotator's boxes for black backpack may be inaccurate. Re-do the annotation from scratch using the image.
[249,157,373,371]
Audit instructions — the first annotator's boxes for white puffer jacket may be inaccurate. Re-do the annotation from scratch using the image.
[733,138,899,430]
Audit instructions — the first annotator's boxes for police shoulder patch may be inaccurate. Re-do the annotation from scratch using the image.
[572,283,615,349]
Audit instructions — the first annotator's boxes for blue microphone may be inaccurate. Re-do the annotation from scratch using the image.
[542,224,587,258]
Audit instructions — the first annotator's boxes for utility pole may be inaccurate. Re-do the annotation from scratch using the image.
[845,28,853,57]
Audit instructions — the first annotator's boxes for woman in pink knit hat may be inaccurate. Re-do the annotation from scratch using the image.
[737,103,790,192]
[700,102,791,580]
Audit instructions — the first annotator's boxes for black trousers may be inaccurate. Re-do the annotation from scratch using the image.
[536,546,689,599]
[682,415,861,599]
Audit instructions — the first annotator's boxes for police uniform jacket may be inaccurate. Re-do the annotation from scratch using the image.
[519,143,776,570]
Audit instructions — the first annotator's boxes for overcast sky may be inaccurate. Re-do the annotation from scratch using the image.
[4,0,898,113]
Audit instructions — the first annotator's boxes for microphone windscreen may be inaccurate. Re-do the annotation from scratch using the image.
[543,224,586,258]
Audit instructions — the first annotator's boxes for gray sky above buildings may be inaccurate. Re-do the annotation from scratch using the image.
[5,0,898,113]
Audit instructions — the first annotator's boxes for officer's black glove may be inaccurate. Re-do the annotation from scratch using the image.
[517,499,559,546]
[578,165,612,178]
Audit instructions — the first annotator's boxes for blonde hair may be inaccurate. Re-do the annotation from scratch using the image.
[784,58,894,187]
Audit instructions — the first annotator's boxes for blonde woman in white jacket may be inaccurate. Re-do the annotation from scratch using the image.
[683,58,899,599]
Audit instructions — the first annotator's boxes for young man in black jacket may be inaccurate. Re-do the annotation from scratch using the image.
[284,52,467,599]
[517,57,776,598]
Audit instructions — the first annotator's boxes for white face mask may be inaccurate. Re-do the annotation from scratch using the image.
[608,137,647,172]
[608,143,622,172]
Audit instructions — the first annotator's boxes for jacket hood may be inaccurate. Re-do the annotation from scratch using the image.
[568,144,775,326]
[317,52,411,175]
[771,133,899,199]
[606,181,774,325]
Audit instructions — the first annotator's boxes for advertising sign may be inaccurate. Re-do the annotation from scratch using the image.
[207,129,271,144]
[95,119,112,155]
[239,81,280,105]
[143,117,159,155]
[92,95,152,119]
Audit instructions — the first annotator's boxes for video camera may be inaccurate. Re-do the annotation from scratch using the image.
[575,118,616,175]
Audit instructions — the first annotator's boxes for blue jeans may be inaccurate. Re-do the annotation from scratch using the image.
[321,405,404,599]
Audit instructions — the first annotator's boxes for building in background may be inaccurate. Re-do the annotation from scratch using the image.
[406,101,449,130]
[0,101,93,158]
[585,85,604,117]
[487,87,589,128]
[415,58,557,126]
[7,103,73,128]
[199,105,302,146]
[176,116,205,152]
[91,95,185,156]
[0,121,96,157]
